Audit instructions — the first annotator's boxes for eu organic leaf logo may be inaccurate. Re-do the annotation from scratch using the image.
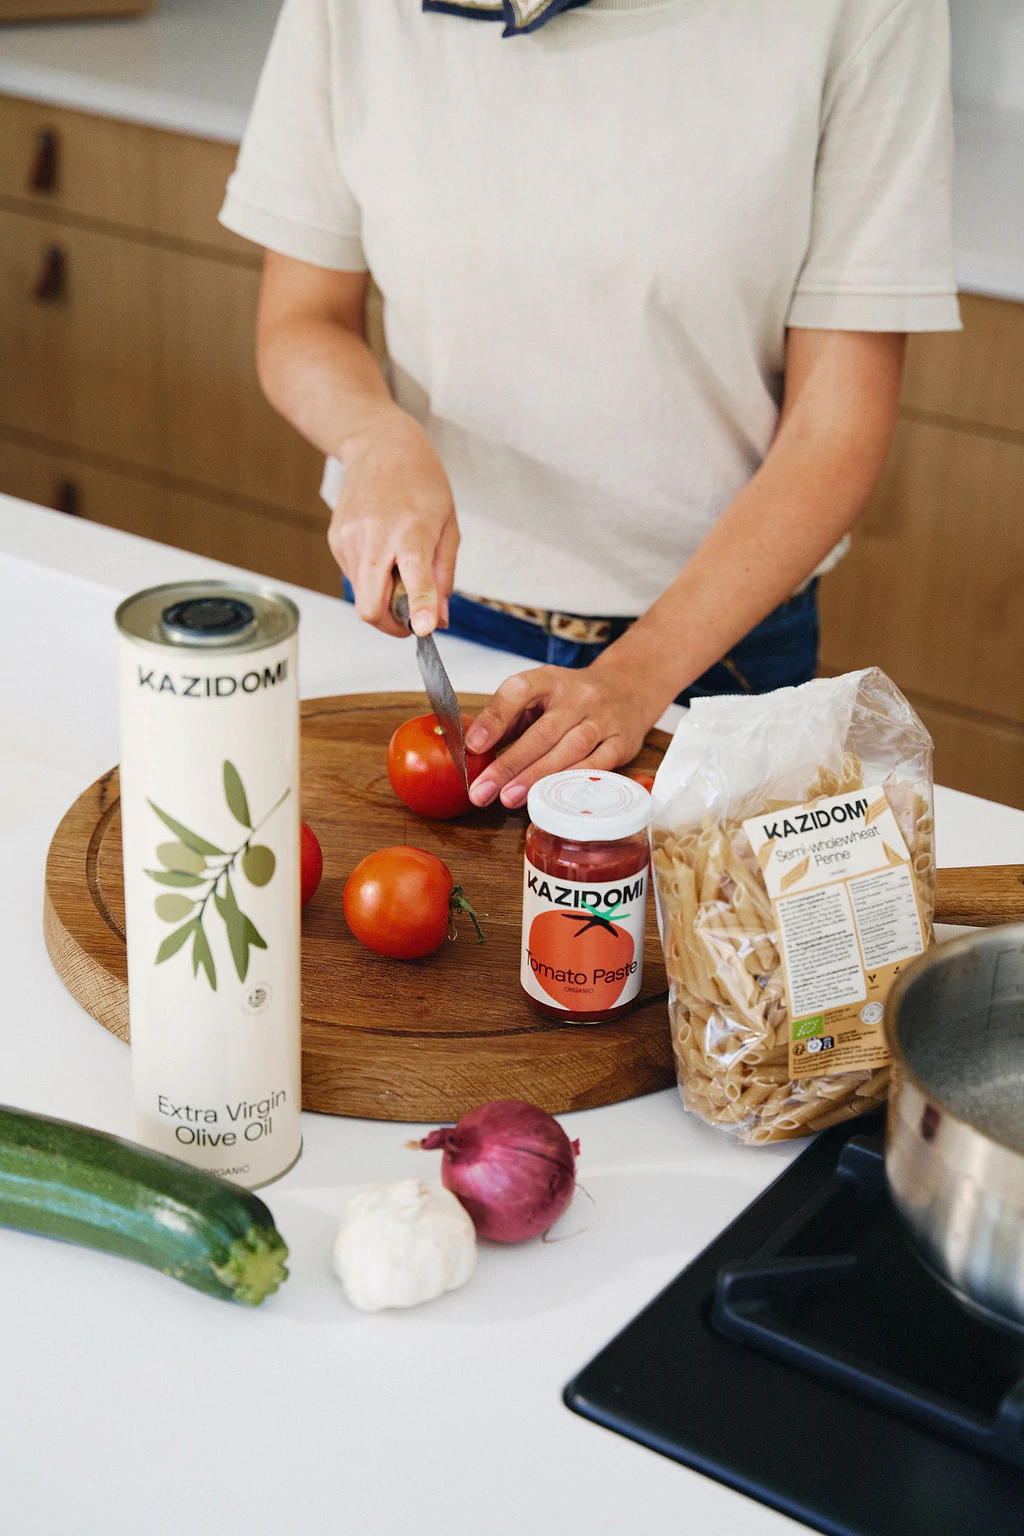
[144,760,288,991]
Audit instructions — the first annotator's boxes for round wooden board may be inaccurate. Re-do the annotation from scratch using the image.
[44,693,676,1122]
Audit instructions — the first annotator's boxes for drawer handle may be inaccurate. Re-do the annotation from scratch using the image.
[33,246,67,303]
[30,129,60,195]
[55,480,81,518]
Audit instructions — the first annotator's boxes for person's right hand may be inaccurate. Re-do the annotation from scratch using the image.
[328,405,459,638]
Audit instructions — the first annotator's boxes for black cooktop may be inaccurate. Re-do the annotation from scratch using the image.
[564,1113,1024,1536]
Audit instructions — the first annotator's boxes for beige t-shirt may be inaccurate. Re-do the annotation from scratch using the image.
[220,0,960,616]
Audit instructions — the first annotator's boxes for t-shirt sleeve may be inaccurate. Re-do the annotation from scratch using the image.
[218,0,367,270]
[787,0,960,333]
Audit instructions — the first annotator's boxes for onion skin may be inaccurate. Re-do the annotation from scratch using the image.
[415,1099,580,1243]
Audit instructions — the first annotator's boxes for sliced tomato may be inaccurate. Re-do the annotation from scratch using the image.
[387,714,495,820]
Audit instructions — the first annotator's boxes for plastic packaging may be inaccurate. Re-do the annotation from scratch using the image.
[650,669,935,1144]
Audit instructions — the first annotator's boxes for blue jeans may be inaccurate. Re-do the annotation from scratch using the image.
[342,580,819,706]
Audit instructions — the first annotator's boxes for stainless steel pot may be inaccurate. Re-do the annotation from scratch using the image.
[885,924,1024,1334]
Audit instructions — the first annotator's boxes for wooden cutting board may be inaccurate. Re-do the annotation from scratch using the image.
[44,693,677,1122]
[43,690,1024,1123]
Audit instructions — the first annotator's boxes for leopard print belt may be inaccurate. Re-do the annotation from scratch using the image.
[458,592,621,646]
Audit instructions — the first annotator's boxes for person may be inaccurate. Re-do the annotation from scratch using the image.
[220,0,959,810]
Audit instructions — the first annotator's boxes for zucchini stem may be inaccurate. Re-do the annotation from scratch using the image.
[211,1226,289,1305]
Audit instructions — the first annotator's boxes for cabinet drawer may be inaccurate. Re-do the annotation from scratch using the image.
[149,133,251,257]
[911,698,1024,812]
[0,206,325,516]
[0,432,339,595]
[902,295,1024,439]
[163,490,338,595]
[156,245,328,518]
[819,417,1024,726]
[0,430,166,536]
[0,207,162,468]
[0,94,250,258]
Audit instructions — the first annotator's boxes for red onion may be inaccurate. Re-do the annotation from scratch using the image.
[411,1099,580,1243]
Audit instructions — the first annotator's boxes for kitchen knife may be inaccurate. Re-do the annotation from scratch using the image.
[390,576,470,792]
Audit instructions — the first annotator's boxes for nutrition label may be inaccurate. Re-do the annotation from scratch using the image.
[848,866,923,970]
[776,885,865,1018]
[742,783,929,1080]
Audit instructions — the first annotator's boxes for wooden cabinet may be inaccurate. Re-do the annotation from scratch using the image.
[155,246,327,516]
[161,490,339,593]
[0,433,339,593]
[0,431,165,537]
[820,416,1024,725]
[913,703,1024,815]
[820,294,1024,809]
[0,207,163,466]
[901,297,1024,439]
[0,92,335,593]
[0,95,250,256]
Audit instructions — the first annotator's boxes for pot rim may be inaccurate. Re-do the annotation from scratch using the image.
[884,922,1024,1160]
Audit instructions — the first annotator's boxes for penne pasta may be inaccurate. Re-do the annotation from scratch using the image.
[652,719,936,1145]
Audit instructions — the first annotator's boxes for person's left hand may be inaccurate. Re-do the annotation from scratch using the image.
[465,656,664,809]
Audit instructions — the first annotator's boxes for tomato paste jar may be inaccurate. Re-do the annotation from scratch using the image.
[521,770,651,1023]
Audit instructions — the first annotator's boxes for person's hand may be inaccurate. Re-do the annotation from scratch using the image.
[328,406,458,638]
[465,654,666,808]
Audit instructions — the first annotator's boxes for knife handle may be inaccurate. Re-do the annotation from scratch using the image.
[389,572,411,630]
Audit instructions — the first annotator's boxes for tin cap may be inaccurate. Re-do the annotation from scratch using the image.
[161,596,257,646]
[116,580,298,654]
[527,770,651,842]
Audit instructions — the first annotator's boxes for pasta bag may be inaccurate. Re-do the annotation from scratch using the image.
[650,668,935,1144]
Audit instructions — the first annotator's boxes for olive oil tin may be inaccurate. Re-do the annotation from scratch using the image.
[116,581,301,1188]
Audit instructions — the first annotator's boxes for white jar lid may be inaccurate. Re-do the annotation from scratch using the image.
[527,769,651,842]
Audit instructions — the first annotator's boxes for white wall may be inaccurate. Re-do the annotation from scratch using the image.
[951,0,1024,112]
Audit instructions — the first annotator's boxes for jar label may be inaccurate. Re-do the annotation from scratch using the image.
[521,857,647,1015]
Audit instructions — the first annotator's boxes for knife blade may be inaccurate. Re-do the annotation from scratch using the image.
[390,577,470,793]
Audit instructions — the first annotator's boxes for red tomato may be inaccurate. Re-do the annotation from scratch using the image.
[630,771,657,795]
[387,714,495,820]
[344,846,455,959]
[300,821,323,907]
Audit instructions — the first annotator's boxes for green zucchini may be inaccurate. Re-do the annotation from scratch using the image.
[0,1104,288,1304]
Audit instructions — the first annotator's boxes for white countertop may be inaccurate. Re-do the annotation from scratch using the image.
[0,0,275,143]
[0,0,1022,303]
[3,492,1024,1536]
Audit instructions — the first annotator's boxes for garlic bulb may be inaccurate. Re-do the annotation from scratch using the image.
[332,1179,476,1311]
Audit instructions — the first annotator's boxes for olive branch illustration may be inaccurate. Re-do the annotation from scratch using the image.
[144,760,290,992]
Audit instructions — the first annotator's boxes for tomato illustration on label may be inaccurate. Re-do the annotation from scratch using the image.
[527,909,636,1010]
